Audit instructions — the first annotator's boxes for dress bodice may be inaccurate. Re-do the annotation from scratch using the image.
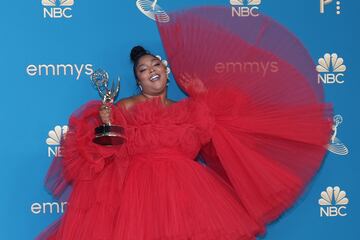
[114,96,214,160]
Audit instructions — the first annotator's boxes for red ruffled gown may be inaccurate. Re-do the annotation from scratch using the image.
[37,6,333,240]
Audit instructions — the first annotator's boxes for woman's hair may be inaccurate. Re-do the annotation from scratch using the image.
[130,45,156,80]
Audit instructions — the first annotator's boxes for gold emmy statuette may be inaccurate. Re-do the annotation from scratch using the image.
[90,69,126,145]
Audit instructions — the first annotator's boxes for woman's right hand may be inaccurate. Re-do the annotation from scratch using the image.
[99,105,111,125]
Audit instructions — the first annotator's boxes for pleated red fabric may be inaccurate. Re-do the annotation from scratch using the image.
[37,6,333,240]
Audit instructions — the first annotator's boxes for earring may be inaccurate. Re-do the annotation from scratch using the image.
[166,79,170,86]
[138,83,143,91]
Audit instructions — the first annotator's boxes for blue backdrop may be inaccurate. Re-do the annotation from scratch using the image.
[0,0,358,239]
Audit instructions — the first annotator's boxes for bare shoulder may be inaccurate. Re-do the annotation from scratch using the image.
[116,96,138,110]
[167,98,177,106]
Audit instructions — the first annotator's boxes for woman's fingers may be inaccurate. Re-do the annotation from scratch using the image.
[178,72,207,94]
[99,108,111,124]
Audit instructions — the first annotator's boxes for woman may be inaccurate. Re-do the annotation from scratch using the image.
[38,6,333,240]
[113,47,178,113]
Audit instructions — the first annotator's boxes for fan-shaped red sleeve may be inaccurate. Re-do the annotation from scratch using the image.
[157,6,334,229]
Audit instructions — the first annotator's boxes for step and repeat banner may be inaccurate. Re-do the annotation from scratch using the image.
[0,0,358,239]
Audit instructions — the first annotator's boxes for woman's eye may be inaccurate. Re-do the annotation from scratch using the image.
[154,63,161,66]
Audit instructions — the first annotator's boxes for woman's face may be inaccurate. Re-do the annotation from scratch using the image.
[136,54,168,95]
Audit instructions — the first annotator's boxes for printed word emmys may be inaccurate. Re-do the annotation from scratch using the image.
[26,63,93,81]
[31,201,67,214]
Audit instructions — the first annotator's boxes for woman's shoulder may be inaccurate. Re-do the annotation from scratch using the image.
[167,98,177,105]
[116,96,138,110]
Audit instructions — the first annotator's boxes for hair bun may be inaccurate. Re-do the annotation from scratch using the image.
[130,45,148,63]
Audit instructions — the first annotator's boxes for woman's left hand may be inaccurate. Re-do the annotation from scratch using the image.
[178,73,207,95]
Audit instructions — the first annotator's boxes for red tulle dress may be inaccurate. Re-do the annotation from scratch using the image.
[37,6,333,240]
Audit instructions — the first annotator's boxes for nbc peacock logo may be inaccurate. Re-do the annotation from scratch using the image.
[320,0,342,15]
[316,53,346,84]
[136,0,170,22]
[319,186,349,217]
[42,0,74,19]
[46,125,68,158]
[230,0,261,17]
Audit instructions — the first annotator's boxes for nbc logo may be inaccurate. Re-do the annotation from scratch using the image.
[316,53,346,84]
[46,125,68,158]
[136,0,170,22]
[327,114,349,155]
[320,0,341,15]
[319,186,349,217]
[230,0,261,17]
[42,0,74,19]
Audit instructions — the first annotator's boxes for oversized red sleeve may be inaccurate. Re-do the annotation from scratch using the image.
[37,101,129,239]
[44,100,126,198]
[157,6,334,232]
[191,87,332,229]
